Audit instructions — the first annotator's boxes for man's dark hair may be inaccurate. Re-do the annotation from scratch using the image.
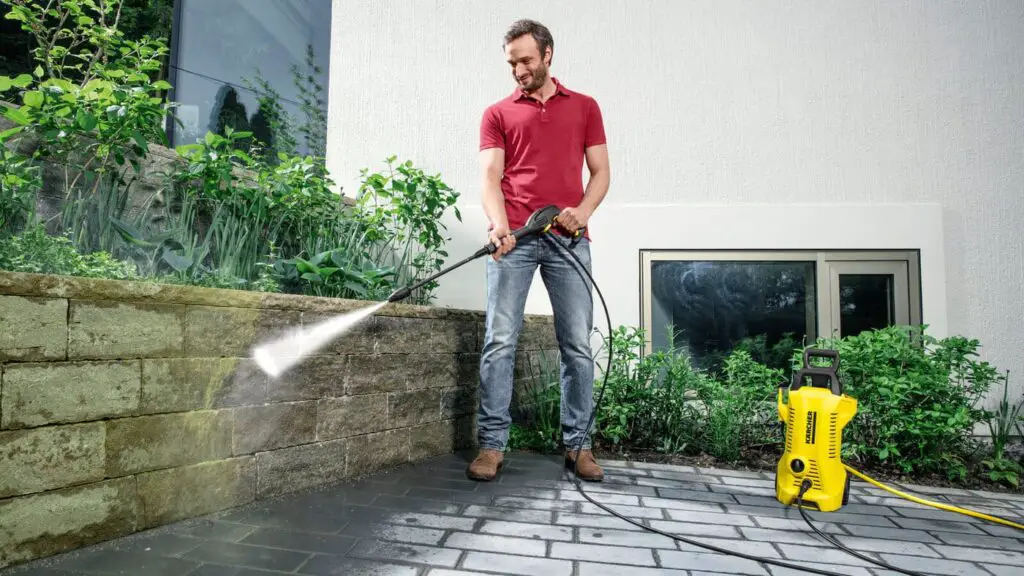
[504,19,554,62]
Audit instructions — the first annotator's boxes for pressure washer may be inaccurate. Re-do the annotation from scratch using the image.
[264,204,1021,576]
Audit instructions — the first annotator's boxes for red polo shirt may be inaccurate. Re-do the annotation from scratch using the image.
[479,77,606,238]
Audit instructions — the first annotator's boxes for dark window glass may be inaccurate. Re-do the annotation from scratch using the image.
[650,260,816,373]
[169,0,331,158]
[838,274,895,337]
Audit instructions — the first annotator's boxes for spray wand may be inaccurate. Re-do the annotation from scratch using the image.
[386,204,569,303]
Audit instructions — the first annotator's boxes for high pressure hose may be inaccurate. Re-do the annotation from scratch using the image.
[545,230,1024,575]
[544,233,854,576]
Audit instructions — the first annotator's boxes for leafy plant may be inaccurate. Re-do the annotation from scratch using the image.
[355,156,462,303]
[801,325,999,480]
[0,222,137,279]
[982,372,1023,487]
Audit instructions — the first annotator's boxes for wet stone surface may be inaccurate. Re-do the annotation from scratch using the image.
[2,451,1023,576]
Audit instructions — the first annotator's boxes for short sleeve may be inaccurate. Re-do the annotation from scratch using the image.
[585,98,607,148]
[479,106,505,150]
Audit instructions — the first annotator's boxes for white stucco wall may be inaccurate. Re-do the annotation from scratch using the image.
[327,1,1024,405]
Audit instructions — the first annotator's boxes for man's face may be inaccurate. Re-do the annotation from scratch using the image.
[505,34,549,93]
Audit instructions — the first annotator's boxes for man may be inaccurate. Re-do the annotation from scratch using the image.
[468,19,611,482]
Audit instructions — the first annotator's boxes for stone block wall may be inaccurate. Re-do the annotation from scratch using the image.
[0,271,559,569]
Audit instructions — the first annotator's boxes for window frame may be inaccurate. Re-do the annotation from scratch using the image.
[639,249,922,357]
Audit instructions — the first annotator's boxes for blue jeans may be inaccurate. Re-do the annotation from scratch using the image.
[477,233,594,452]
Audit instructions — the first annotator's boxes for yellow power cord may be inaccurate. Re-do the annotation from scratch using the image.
[844,464,1024,531]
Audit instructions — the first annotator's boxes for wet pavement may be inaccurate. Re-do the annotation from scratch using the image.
[2,451,1023,575]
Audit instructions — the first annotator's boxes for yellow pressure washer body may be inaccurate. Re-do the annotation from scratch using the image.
[776,348,857,512]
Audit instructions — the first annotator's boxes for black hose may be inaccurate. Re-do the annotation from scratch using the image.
[543,234,853,576]
[794,481,927,576]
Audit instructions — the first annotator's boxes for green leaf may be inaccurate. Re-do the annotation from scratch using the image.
[33,65,43,78]
[3,106,31,126]
[76,109,97,131]
[0,126,25,141]
[0,76,12,91]
[10,73,30,88]
[153,80,172,91]
[22,90,43,107]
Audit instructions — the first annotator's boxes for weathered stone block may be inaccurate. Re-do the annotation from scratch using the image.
[388,388,442,428]
[1,361,140,429]
[184,306,301,357]
[345,353,457,394]
[409,417,476,462]
[105,410,232,476]
[375,316,477,354]
[255,439,347,499]
[441,386,479,419]
[68,300,185,359]
[137,457,256,527]
[266,354,345,402]
[0,477,141,569]
[0,423,105,498]
[347,429,409,477]
[300,311,378,355]
[140,358,266,414]
[0,296,67,361]
[233,402,316,455]
[458,353,481,389]
[317,395,389,440]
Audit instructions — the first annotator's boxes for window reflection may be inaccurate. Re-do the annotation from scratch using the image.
[170,0,331,158]
[650,260,816,373]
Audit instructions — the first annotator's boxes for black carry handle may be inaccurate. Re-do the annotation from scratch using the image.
[787,348,843,396]
[803,348,839,370]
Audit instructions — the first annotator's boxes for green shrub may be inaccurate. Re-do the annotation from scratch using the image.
[0,224,138,280]
[802,325,1000,480]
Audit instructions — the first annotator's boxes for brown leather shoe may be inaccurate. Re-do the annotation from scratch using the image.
[565,449,604,482]
[466,449,504,481]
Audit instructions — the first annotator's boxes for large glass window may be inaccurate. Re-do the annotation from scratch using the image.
[640,251,922,372]
[168,0,332,158]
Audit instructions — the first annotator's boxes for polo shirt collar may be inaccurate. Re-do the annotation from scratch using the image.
[514,76,570,101]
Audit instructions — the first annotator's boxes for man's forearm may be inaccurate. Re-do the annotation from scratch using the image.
[579,167,609,217]
[481,177,508,229]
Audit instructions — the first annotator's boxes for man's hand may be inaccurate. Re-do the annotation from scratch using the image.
[488,222,515,260]
[558,205,591,234]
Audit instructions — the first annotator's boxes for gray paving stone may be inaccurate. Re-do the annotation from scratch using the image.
[720,477,776,488]
[646,519,745,539]
[443,532,547,557]
[888,516,987,534]
[775,543,881,568]
[930,543,1024,566]
[656,487,737,503]
[648,470,723,483]
[347,539,462,568]
[640,496,727,513]
[977,523,1024,538]
[459,551,573,575]
[665,509,756,526]
[765,562,873,576]
[491,495,577,511]
[675,537,782,558]
[749,515,849,534]
[837,523,940,543]
[427,570,496,576]
[830,534,941,557]
[556,489,641,506]
[578,562,688,575]
[550,541,657,566]
[983,564,1024,576]
[739,527,831,547]
[461,505,553,524]
[577,526,678,549]
[341,522,447,545]
[181,540,312,572]
[658,550,770,575]
[698,467,771,479]
[875,553,992,575]
[297,556,421,575]
[237,527,358,555]
[554,511,648,531]
[578,501,668,519]
[932,530,1024,551]
[478,520,573,541]
[47,550,200,576]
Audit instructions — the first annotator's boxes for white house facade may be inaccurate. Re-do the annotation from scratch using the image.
[323,1,1023,408]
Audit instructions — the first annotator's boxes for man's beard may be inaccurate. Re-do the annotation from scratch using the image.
[519,64,548,92]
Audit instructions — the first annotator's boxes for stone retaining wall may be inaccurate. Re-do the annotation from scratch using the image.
[0,271,558,569]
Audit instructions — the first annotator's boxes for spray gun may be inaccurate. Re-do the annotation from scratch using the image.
[386,205,583,303]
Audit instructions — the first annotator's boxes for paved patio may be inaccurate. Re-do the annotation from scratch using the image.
[2,451,1023,576]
